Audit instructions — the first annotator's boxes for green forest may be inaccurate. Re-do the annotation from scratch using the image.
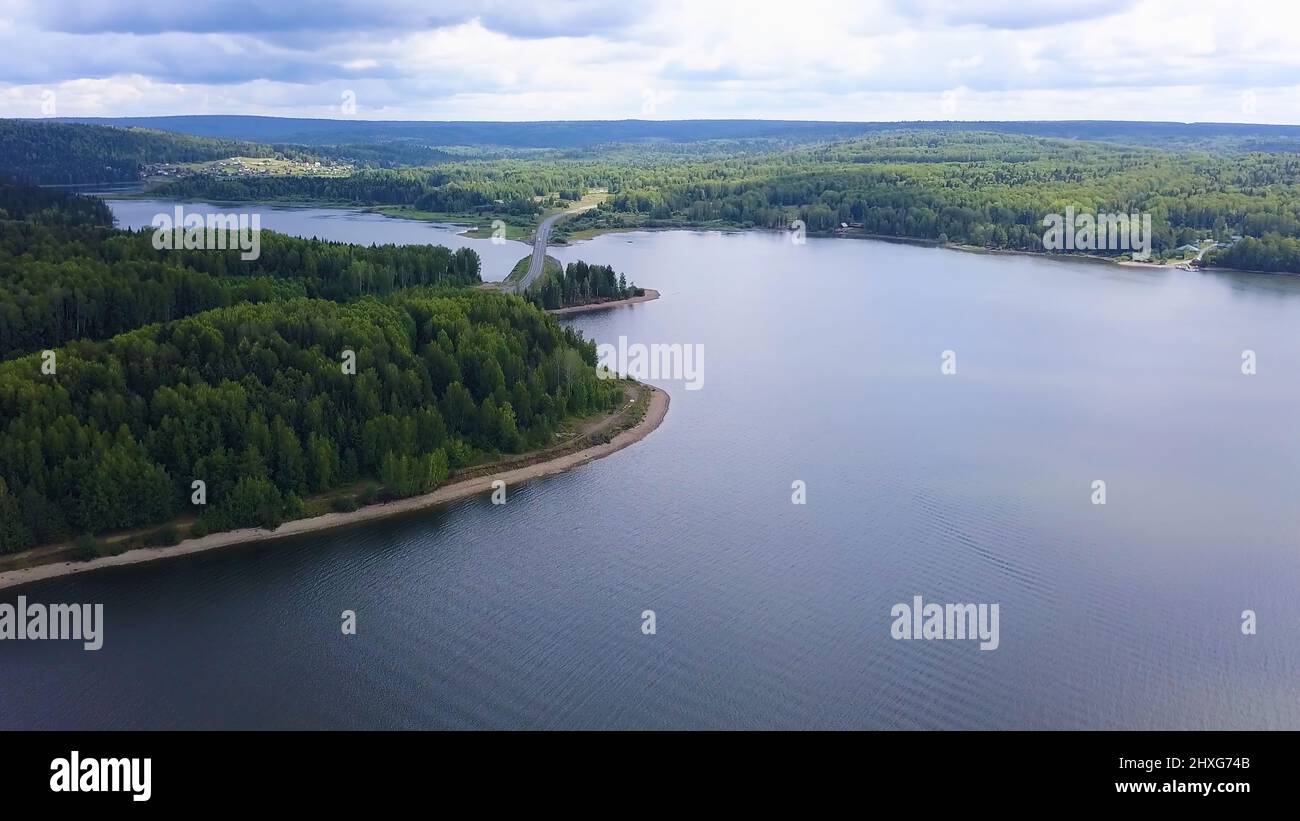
[5,119,1300,270]
[0,183,622,554]
[120,129,1300,273]
[150,163,566,216]
[0,183,481,357]
[528,260,643,311]
[4,116,1300,552]
[0,120,287,185]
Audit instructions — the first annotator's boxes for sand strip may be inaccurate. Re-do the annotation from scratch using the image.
[547,289,659,315]
[0,386,669,592]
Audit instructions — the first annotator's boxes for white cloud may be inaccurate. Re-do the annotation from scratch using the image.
[0,0,1297,121]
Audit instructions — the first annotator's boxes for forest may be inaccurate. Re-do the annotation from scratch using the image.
[0,184,621,554]
[561,132,1300,268]
[7,120,1300,270]
[1208,234,1300,273]
[528,260,643,311]
[0,182,481,357]
[0,120,288,185]
[98,128,1300,273]
[4,117,1300,552]
[49,115,1300,152]
[151,167,548,216]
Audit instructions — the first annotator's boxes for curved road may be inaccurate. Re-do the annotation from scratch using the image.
[512,204,595,293]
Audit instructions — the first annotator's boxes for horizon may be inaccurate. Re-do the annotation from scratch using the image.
[15,115,1300,127]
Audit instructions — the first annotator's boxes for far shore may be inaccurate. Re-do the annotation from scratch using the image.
[539,223,1294,277]
[103,194,1289,277]
[0,386,670,592]
[947,242,1283,277]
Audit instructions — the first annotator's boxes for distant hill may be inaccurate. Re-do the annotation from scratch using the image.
[46,115,1300,151]
[7,115,1300,189]
[50,116,878,147]
[0,120,280,185]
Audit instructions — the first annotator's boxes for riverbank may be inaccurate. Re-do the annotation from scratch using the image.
[950,242,1281,276]
[106,193,1292,280]
[548,288,660,315]
[551,221,1274,275]
[557,222,1199,269]
[0,384,670,592]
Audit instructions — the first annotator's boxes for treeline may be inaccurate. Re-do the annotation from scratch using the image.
[152,167,548,216]
[32,122,1299,271]
[582,132,1300,263]
[0,290,622,552]
[0,182,115,224]
[0,184,481,357]
[0,120,280,185]
[313,142,460,168]
[139,131,1300,272]
[0,181,616,553]
[1210,234,1300,273]
[528,260,642,311]
[65,116,1300,152]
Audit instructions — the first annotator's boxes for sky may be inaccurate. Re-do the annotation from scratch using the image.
[1,0,1298,123]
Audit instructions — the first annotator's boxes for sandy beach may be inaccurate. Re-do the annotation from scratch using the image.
[547,288,660,315]
[0,386,670,592]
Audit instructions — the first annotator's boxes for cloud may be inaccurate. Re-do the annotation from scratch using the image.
[14,0,646,40]
[1,0,1298,122]
[891,0,1137,30]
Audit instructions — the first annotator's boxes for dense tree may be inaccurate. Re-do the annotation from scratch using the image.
[1210,234,1300,273]
[142,130,1300,272]
[0,185,621,552]
[0,120,283,185]
[0,290,620,550]
[528,260,642,310]
[0,184,482,358]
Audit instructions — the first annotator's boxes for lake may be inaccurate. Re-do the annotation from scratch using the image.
[104,199,532,282]
[2,205,1298,729]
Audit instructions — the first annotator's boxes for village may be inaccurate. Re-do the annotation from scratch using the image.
[141,154,353,182]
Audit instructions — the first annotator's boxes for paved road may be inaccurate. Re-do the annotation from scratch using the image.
[512,205,594,293]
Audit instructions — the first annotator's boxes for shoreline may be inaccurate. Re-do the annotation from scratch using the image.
[547,289,660,315]
[0,386,670,593]
[549,222,1292,278]
[103,195,1290,278]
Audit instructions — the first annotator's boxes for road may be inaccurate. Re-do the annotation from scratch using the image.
[512,204,595,293]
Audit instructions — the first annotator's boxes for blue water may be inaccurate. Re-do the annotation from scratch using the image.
[3,216,1298,729]
[105,199,531,282]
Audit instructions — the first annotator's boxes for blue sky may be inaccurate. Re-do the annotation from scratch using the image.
[1,0,1297,122]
